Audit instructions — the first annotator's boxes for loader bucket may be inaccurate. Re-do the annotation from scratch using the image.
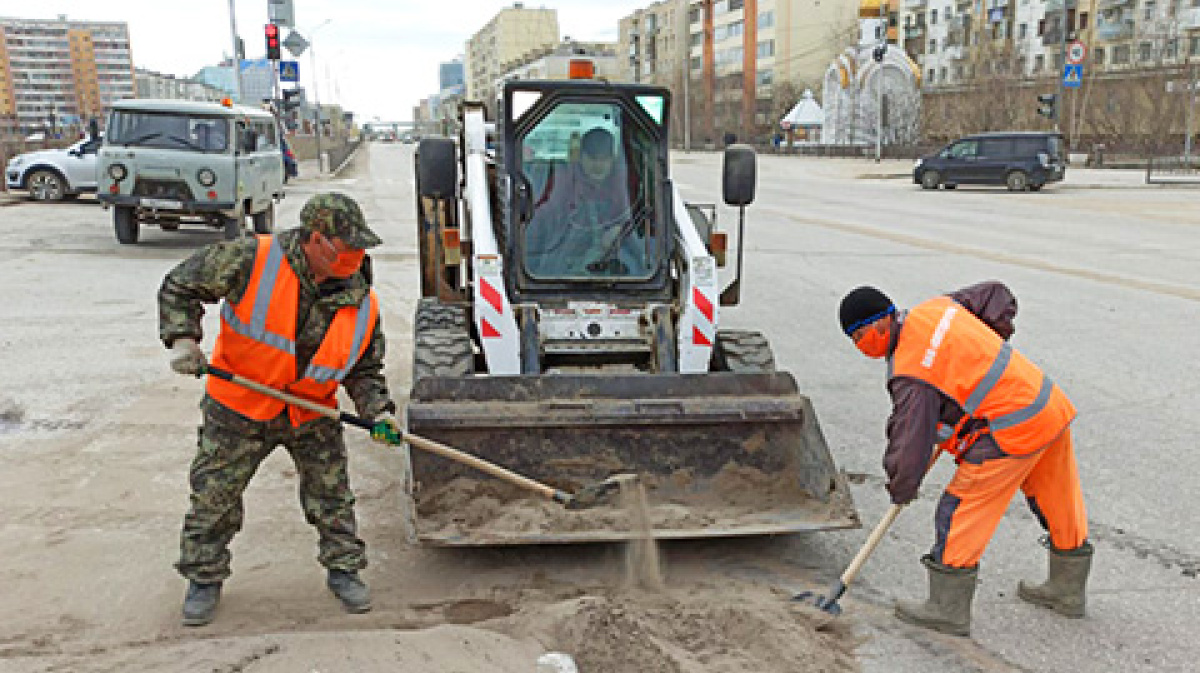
[402,371,860,546]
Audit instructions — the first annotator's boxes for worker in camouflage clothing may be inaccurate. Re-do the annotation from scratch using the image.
[159,192,397,626]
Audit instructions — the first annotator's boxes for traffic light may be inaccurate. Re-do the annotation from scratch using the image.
[265,23,281,61]
[1037,93,1058,120]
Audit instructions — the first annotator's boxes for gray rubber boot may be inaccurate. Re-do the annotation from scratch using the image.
[181,581,222,627]
[1018,540,1093,618]
[895,555,977,637]
[327,570,372,613]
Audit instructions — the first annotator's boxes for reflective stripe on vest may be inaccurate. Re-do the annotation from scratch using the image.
[303,291,374,383]
[889,296,1074,455]
[218,238,297,355]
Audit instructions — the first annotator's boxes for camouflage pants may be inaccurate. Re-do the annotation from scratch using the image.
[176,406,366,583]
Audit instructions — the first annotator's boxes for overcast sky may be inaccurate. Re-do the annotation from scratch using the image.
[23,1,649,121]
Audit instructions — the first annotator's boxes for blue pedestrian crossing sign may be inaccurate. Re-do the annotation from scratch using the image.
[1063,64,1083,89]
[279,60,300,83]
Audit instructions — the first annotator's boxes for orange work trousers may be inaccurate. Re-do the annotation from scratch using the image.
[932,427,1088,568]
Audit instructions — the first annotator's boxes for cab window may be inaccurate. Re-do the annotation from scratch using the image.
[518,100,661,281]
[107,110,230,152]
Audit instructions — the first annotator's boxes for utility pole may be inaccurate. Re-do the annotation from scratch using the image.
[227,0,244,102]
[1186,61,1197,160]
[875,2,887,163]
[1056,0,1068,136]
[682,19,691,152]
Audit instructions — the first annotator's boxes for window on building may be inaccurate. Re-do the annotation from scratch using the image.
[1079,12,1088,29]
[1166,38,1179,59]
[1113,44,1130,64]
[940,66,948,82]
[931,9,938,24]
[930,39,938,52]
[1144,1,1156,21]
[928,68,936,83]
[729,0,744,10]
[1192,36,1200,57]
[1094,47,1105,66]
[758,10,774,29]
[1038,19,1045,36]
[1053,53,1063,69]
[1034,54,1045,71]
[756,69,772,87]
[1139,41,1152,61]
[757,40,774,58]
[689,5,700,24]
[1019,23,1027,39]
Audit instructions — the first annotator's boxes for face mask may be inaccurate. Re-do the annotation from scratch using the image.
[328,249,365,277]
[853,322,891,359]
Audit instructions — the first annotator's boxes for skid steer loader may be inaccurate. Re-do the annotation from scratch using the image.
[406,73,858,545]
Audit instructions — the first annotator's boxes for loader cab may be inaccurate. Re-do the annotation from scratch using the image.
[501,80,672,302]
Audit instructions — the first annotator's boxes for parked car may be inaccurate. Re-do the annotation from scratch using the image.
[281,137,299,181]
[5,135,103,201]
[97,98,285,244]
[913,132,1066,192]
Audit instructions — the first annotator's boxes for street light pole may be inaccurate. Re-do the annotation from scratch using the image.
[227,0,244,102]
[305,19,332,173]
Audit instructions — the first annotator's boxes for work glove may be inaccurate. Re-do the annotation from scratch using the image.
[370,412,402,446]
[169,338,207,377]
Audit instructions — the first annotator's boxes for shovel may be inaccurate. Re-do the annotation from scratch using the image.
[793,448,944,615]
[203,365,627,510]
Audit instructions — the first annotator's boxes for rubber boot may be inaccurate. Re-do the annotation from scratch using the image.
[1018,540,1093,618]
[894,555,977,637]
[327,569,372,613]
[181,581,222,627]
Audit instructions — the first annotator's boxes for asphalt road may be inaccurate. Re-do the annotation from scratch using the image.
[0,144,1196,672]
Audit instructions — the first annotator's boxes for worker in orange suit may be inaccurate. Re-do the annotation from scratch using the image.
[837,281,1091,637]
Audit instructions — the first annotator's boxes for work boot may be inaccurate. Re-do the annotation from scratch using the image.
[894,555,977,637]
[181,581,222,627]
[1018,539,1093,618]
[327,569,371,613]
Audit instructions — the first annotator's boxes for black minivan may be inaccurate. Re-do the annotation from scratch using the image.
[914,132,1065,192]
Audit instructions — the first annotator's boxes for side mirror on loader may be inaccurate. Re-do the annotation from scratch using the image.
[722,144,756,207]
[417,137,458,199]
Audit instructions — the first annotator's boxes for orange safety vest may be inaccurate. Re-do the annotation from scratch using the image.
[890,296,1075,457]
[207,236,379,426]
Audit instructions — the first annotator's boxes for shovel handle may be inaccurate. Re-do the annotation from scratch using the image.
[203,365,571,505]
[840,503,905,585]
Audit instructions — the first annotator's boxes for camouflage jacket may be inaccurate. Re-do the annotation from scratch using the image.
[158,228,394,423]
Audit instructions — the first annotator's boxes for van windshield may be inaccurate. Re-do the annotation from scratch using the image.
[107,111,231,152]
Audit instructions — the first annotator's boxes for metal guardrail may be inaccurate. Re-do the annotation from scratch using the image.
[1146,155,1200,184]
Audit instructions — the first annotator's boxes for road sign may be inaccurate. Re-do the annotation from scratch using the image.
[268,0,295,28]
[279,60,300,83]
[1067,40,1087,65]
[283,31,309,58]
[1063,64,1083,89]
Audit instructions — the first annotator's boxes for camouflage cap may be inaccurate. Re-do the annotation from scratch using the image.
[299,192,382,249]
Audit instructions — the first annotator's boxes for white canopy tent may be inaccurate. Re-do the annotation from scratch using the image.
[780,89,824,141]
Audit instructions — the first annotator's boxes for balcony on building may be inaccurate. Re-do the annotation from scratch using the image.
[903,0,927,9]
[1180,8,1200,30]
[1096,0,1133,9]
[1045,0,1078,10]
[1094,18,1133,41]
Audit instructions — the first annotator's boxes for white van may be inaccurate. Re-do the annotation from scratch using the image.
[98,99,286,244]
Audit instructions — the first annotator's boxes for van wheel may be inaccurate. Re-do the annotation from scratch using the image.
[114,206,139,244]
[223,214,245,240]
[1006,170,1030,192]
[920,170,941,190]
[252,203,274,234]
[1029,184,1044,192]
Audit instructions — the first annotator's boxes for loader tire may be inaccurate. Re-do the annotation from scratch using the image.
[414,297,468,333]
[413,330,474,382]
[711,329,776,372]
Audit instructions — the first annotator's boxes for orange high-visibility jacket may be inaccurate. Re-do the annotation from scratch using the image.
[207,236,379,425]
[890,296,1075,456]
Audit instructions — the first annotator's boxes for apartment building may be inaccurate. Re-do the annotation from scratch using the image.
[901,0,1200,86]
[464,3,559,109]
[499,40,620,86]
[683,1,858,143]
[0,16,135,137]
[619,0,688,86]
[135,68,226,102]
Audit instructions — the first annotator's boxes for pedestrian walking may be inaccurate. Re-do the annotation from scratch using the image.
[837,281,1092,636]
[158,192,398,626]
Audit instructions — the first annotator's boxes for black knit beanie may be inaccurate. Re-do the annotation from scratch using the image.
[839,286,895,336]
